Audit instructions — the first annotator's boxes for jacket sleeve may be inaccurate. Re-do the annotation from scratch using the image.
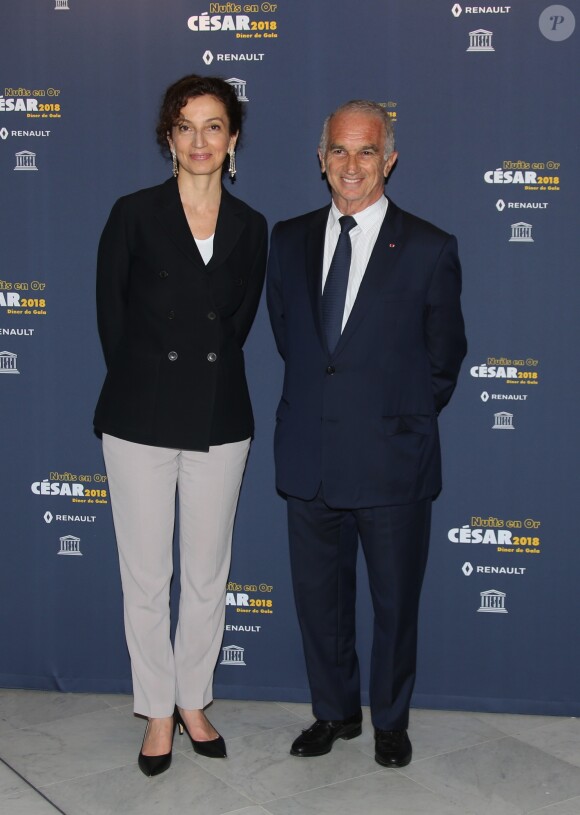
[424,234,467,413]
[266,222,286,359]
[96,197,130,370]
[232,214,268,346]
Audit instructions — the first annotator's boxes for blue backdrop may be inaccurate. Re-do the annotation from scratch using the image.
[1,0,578,715]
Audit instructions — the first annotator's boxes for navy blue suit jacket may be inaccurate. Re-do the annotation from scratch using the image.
[266,198,467,508]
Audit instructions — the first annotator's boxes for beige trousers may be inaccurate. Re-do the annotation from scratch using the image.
[102,433,250,718]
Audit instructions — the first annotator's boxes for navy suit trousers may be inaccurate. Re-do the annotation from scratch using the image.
[287,491,432,730]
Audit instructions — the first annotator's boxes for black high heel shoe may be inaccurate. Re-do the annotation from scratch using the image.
[138,717,175,777]
[175,708,227,758]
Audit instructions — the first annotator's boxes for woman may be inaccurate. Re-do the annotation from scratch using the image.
[94,75,267,777]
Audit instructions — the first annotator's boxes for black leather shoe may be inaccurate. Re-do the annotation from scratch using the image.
[290,712,362,757]
[175,708,227,758]
[138,749,172,777]
[374,729,412,767]
[190,733,227,759]
[138,719,174,777]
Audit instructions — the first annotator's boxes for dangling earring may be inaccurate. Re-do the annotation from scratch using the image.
[228,147,236,180]
[171,150,179,178]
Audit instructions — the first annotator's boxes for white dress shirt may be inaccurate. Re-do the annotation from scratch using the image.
[322,195,388,331]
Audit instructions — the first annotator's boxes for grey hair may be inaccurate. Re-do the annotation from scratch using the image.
[318,100,395,160]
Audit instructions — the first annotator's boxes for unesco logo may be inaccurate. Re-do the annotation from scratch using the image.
[0,351,19,373]
[220,644,246,665]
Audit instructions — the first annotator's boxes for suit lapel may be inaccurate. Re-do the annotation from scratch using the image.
[306,206,331,350]
[206,188,245,273]
[334,199,404,355]
[153,178,205,269]
[152,180,247,272]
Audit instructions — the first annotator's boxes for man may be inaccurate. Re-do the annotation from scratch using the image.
[267,100,466,767]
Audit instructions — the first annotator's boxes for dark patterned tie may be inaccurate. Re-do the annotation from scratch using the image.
[322,215,357,353]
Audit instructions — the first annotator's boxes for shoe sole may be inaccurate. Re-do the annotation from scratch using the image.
[290,724,362,757]
[341,724,363,741]
[374,750,412,768]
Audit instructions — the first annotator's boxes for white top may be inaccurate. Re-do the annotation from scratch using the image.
[322,196,388,330]
[195,234,214,265]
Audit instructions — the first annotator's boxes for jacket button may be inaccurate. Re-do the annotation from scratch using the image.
[168,310,175,320]
[326,365,335,375]
[207,311,217,320]
[159,270,169,278]
[236,278,244,286]
[207,352,217,362]
[168,351,178,361]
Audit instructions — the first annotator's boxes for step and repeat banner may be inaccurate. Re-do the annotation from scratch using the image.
[1,1,578,715]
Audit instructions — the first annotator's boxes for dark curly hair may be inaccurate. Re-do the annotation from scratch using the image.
[155,74,243,158]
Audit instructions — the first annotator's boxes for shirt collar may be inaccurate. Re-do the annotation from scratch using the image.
[329,195,388,233]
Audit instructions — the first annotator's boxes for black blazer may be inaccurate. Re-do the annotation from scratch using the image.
[267,199,467,507]
[94,178,267,451]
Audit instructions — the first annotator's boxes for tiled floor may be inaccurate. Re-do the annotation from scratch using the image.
[1,690,579,815]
